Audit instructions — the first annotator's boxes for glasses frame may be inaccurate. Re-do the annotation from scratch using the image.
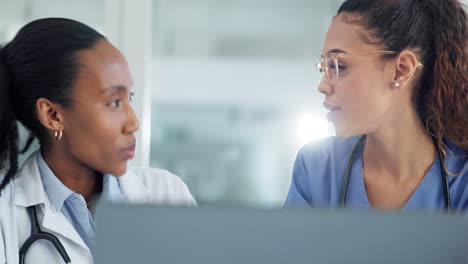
[316,50,423,84]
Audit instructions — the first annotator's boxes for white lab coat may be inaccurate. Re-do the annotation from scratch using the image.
[0,151,196,264]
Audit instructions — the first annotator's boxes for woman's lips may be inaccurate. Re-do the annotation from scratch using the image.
[121,144,136,160]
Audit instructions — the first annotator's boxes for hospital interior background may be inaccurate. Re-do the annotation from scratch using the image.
[2,0,466,207]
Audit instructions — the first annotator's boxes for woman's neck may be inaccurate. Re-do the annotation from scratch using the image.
[41,145,103,204]
[363,110,436,182]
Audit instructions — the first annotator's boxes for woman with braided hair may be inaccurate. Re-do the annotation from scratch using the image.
[0,18,195,263]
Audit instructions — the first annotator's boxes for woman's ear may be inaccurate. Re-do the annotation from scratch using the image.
[393,50,420,89]
[36,98,65,131]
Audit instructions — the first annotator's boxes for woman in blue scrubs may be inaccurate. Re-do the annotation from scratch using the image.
[285,0,467,212]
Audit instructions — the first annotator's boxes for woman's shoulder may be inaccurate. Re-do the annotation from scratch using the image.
[0,169,16,225]
[121,166,197,206]
[126,166,183,184]
[297,135,361,162]
[0,168,14,203]
[286,136,361,205]
[293,136,362,186]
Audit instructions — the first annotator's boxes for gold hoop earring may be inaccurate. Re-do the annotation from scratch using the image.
[54,129,63,141]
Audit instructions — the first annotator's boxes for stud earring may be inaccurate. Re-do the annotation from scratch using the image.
[394,82,400,88]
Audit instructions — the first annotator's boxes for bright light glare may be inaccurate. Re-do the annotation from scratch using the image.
[297,114,331,145]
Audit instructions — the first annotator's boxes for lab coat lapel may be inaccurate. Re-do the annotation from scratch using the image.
[13,152,48,207]
[13,151,90,252]
[40,204,90,252]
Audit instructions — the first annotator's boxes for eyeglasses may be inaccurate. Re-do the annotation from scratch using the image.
[316,51,423,85]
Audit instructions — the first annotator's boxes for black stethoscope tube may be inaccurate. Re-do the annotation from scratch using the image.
[16,135,452,263]
[339,135,451,214]
[19,206,71,264]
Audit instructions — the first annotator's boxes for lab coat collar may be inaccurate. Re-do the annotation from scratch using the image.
[13,151,48,208]
[12,152,153,253]
[13,152,153,205]
[13,151,91,253]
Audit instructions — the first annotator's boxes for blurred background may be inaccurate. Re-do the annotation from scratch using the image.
[1,0,350,206]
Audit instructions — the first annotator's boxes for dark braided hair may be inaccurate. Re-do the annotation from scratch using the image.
[0,18,104,194]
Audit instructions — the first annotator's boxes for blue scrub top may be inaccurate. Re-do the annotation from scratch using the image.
[284,136,468,212]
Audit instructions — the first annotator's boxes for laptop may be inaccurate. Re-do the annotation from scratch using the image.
[95,203,468,264]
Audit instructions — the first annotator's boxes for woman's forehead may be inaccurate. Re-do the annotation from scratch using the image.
[322,13,373,55]
[73,40,132,97]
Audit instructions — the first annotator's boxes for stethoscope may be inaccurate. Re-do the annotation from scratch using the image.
[19,205,71,264]
[16,135,451,263]
[339,135,451,214]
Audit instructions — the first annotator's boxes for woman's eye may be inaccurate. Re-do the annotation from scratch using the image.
[330,64,346,71]
[109,99,121,108]
[129,92,134,102]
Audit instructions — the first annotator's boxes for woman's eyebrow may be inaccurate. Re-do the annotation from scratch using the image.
[321,48,347,57]
[101,85,128,94]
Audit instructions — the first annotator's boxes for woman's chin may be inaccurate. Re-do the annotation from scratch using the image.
[108,163,128,177]
[334,126,364,139]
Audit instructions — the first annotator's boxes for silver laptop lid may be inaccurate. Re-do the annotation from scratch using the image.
[95,204,468,264]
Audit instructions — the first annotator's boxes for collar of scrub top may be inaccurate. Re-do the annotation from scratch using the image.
[339,135,451,214]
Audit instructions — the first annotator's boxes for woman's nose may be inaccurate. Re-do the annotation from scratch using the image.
[123,105,140,134]
[317,77,334,96]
